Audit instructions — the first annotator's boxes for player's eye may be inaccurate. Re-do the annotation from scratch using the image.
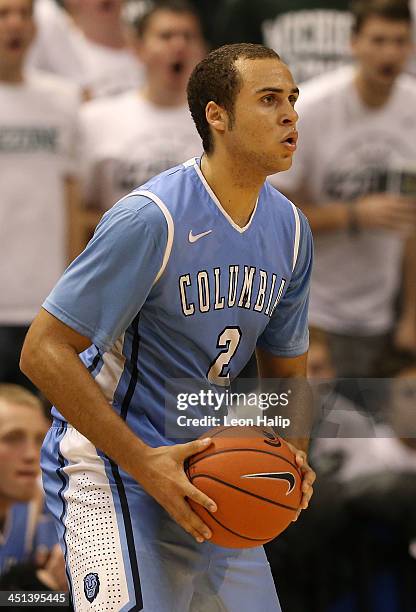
[289,95,298,107]
[261,95,275,105]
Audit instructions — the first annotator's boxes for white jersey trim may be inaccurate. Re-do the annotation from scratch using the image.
[191,158,259,234]
[131,189,174,285]
[290,203,301,272]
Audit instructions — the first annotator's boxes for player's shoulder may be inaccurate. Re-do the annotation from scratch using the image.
[99,189,171,247]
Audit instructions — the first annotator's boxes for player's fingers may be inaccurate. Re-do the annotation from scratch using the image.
[176,437,213,460]
[302,466,316,485]
[172,498,212,543]
[294,450,306,467]
[183,480,217,513]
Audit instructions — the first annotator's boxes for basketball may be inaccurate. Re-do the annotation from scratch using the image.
[185,425,302,548]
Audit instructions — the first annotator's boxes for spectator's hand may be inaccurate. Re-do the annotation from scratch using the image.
[356,193,416,235]
[285,442,316,521]
[394,314,416,354]
[36,544,67,591]
[136,438,217,543]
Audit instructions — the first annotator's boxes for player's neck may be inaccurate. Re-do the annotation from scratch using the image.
[200,153,264,228]
[141,83,187,107]
[75,19,126,49]
[0,64,24,84]
[354,68,394,109]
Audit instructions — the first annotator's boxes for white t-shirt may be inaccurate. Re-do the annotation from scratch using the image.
[27,0,85,82]
[27,0,143,99]
[0,71,81,325]
[313,423,416,482]
[273,66,416,335]
[80,91,202,209]
[74,34,143,99]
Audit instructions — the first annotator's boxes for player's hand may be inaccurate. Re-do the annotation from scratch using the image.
[355,193,416,235]
[137,438,217,544]
[285,442,316,521]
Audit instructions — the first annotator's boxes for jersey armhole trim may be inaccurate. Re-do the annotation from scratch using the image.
[131,189,174,285]
[290,203,301,272]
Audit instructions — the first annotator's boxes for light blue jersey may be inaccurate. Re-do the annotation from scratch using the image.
[41,158,312,611]
[44,157,312,446]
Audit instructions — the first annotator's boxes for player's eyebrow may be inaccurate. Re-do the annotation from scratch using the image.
[255,86,299,95]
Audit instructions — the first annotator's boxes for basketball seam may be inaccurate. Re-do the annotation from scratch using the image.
[189,473,299,511]
[187,448,300,474]
[199,507,272,543]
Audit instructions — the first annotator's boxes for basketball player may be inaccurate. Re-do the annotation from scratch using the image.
[21,44,315,611]
[0,385,58,576]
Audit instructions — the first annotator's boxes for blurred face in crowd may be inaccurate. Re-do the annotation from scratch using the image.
[307,341,335,380]
[216,58,298,175]
[0,0,34,74]
[352,16,413,88]
[65,0,123,20]
[135,9,205,93]
[0,399,48,506]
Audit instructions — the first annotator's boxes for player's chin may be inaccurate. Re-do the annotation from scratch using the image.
[272,155,294,174]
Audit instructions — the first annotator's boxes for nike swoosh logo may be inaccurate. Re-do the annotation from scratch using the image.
[188,229,213,243]
[241,472,296,495]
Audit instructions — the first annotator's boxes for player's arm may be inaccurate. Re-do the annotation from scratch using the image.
[255,210,315,516]
[21,309,216,544]
[21,202,217,544]
[255,348,314,519]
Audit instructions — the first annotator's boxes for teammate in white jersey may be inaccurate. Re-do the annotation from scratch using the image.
[21,43,315,611]
[273,0,416,377]
[80,0,205,212]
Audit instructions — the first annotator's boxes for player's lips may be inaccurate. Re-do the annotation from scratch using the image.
[280,131,298,151]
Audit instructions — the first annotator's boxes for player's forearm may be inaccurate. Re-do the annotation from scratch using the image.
[20,340,150,478]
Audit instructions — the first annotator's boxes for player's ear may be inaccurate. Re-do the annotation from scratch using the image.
[205,102,227,136]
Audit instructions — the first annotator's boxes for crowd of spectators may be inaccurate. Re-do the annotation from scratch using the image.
[1,0,416,610]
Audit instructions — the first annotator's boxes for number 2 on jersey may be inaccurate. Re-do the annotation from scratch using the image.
[207,327,242,386]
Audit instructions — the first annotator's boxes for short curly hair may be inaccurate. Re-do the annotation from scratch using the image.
[187,43,280,154]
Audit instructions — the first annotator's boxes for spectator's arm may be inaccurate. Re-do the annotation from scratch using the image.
[395,232,416,353]
[284,189,350,233]
[65,176,84,263]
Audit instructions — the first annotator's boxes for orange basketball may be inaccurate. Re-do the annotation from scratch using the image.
[185,425,302,548]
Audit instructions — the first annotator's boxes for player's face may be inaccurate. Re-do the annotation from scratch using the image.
[135,9,205,91]
[224,58,299,175]
[0,0,34,70]
[0,401,48,504]
[352,17,413,87]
